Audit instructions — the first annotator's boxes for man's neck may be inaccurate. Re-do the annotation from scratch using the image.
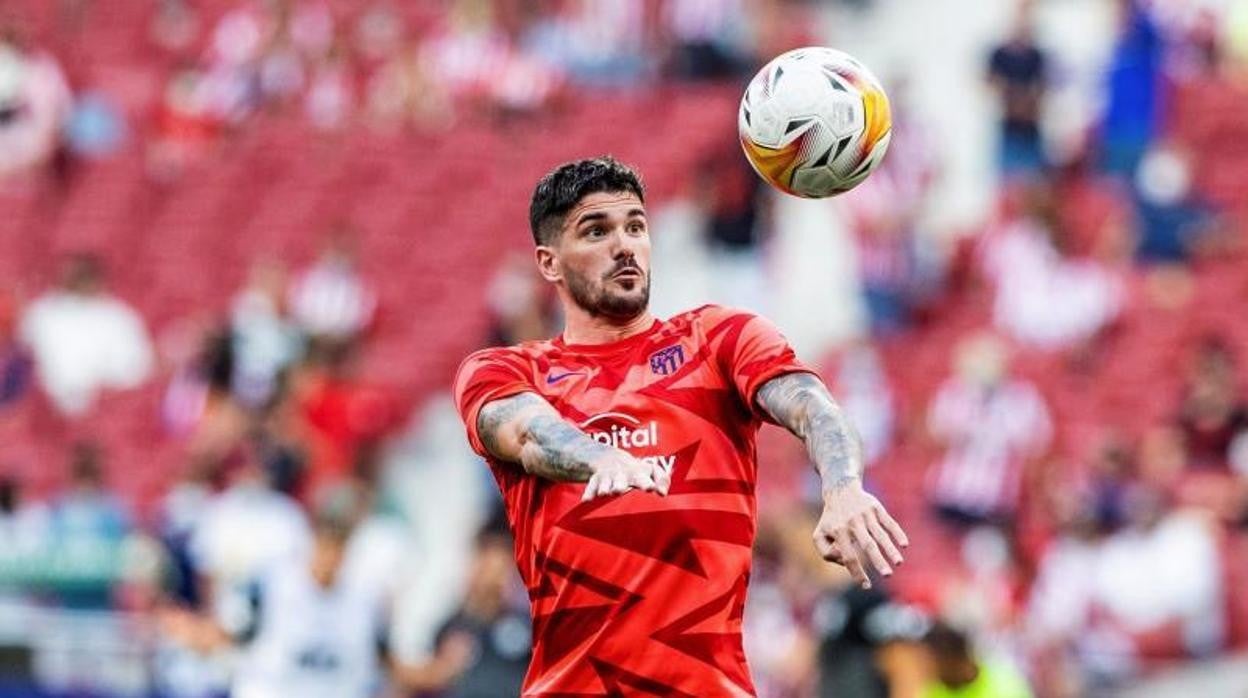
[560,308,655,346]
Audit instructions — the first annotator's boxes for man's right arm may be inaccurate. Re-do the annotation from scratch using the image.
[477,392,670,501]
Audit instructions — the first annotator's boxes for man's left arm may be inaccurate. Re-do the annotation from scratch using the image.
[756,371,909,588]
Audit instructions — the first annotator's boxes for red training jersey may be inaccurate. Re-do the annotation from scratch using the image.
[453,304,816,696]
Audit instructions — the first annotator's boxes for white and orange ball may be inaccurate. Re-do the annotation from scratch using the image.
[739,47,892,198]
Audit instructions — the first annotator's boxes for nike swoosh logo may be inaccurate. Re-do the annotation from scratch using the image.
[546,371,585,385]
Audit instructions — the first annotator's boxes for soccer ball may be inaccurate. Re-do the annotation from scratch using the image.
[739,47,892,198]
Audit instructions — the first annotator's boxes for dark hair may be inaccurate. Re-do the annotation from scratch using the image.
[923,621,972,660]
[528,156,645,246]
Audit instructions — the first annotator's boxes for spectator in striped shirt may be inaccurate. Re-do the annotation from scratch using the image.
[926,333,1052,525]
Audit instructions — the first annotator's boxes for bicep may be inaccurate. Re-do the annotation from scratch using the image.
[476,392,560,462]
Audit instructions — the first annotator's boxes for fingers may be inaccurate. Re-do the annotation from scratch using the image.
[840,539,870,589]
[813,533,837,561]
[850,519,892,578]
[652,464,671,496]
[581,456,673,501]
[609,470,631,495]
[814,529,870,589]
[866,512,904,567]
[876,505,909,548]
[582,472,603,502]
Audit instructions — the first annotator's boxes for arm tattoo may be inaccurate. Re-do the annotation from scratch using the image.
[756,372,864,491]
[477,393,610,483]
[519,413,609,482]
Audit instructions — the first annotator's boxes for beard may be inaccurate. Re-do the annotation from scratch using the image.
[565,265,650,319]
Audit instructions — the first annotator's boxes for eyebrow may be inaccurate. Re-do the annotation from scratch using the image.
[573,208,647,227]
[575,211,609,226]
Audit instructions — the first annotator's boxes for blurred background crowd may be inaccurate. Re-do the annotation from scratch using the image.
[1,0,1247,696]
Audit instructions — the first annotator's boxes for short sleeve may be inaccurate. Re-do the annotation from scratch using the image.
[453,348,536,458]
[713,309,818,423]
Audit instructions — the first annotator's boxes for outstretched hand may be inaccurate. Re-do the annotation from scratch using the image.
[813,481,908,589]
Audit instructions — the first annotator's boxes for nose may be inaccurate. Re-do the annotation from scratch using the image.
[610,228,643,260]
[610,240,640,271]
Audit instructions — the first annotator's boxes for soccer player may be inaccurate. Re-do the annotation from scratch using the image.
[453,157,909,696]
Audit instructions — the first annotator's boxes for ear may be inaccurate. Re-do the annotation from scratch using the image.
[534,245,561,283]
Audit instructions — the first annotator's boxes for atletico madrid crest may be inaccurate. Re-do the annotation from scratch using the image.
[649,345,685,376]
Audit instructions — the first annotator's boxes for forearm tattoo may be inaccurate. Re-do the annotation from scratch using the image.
[756,373,864,491]
[477,393,609,482]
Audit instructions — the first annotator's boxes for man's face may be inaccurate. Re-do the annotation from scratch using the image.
[540,191,650,320]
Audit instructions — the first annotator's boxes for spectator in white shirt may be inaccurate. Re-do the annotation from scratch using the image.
[19,254,154,416]
[231,259,303,407]
[980,187,1124,350]
[0,26,72,183]
[1027,483,1223,686]
[288,230,377,342]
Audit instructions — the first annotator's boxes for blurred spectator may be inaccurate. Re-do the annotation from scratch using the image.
[1048,150,1133,264]
[523,0,647,87]
[921,621,1032,698]
[980,185,1124,350]
[305,38,354,131]
[1085,436,1134,531]
[19,253,154,416]
[50,442,129,545]
[289,230,377,342]
[0,23,72,184]
[0,474,49,560]
[293,340,399,498]
[164,486,439,698]
[1132,143,1216,262]
[421,0,514,104]
[422,515,530,698]
[663,0,750,81]
[198,0,275,126]
[1028,484,1223,687]
[48,443,132,608]
[257,33,306,108]
[148,64,225,180]
[485,252,557,346]
[830,342,894,468]
[188,454,310,594]
[813,583,928,698]
[1100,0,1164,179]
[367,39,455,132]
[843,86,940,333]
[927,334,1051,525]
[987,4,1049,178]
[208,1,273,73]
[1178,337,1248,471]
[231,259,303,408]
